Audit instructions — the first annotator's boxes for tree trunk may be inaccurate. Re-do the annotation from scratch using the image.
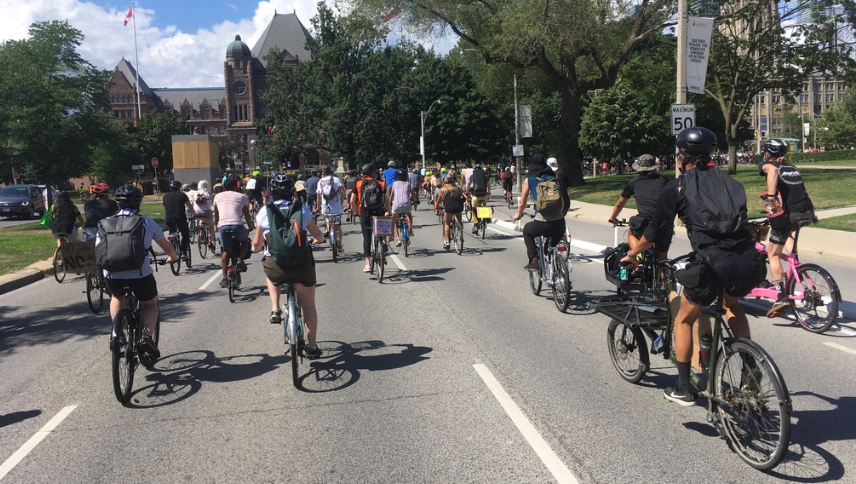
[557,87,585,186]
[726,120,739,174]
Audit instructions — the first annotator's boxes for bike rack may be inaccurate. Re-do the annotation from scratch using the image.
[589,296,670,329]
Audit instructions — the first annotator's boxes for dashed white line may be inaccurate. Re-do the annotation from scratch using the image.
[389,254,407,271]
[199,271,222,291]
[473,364,579,484]
[0,405,77,480]
[824,342,856,357]
[487,226,518,238]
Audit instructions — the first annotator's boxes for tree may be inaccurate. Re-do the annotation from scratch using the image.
[814,101,856,149]
[348,0,676,184]
[134,110,186,174]
[0,21,114,195]
[704,0,856,172]
[258,46,306,171]
[89,120,141,179]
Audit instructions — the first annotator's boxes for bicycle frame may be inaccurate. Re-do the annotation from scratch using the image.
[744,241,803,301]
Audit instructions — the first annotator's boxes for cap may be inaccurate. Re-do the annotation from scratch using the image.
[632,154,659,172]
[294,180,306,192]
[546,158,559,172]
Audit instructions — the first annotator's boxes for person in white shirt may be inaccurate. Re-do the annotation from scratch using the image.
[316,166,345,251]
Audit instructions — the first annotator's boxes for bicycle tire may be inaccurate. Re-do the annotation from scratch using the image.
[53,250,65,283]
[86,272,105,313]
[455,222,464,255]
[377,240,385,283]
[607,319,649,383]
[185,244,192,269]
[290,292,304,388]
[369,237,377,274]
[111,309,135,404]
[529,261,542,295]
[507,195,513,209]
[331,225,338,263]
[187,221,196,244]
[169,238,180,275]
[403,223,409,258]
[464,205,472,223]
[481,220,486,240]
[198,227,208,259]
[228,270,237,303]
[788,264,839,334]
[551,254,572,313]
[713,338,791,470]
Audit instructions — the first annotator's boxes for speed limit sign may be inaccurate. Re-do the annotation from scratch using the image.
[671,104,695,135]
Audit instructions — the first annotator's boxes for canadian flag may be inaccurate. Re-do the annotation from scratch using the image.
[123,6,133,26]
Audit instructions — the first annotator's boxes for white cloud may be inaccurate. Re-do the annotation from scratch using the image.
[0,0,455,89]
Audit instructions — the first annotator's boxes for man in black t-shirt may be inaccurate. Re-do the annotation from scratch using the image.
[163,180,196,256]
[82,183,119,241]
[608,154,670,257]
[759,139,815,314]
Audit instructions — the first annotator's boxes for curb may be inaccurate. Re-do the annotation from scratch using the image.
[0,268,48,296]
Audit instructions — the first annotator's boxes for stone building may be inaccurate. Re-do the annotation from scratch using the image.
[106,12,327,171]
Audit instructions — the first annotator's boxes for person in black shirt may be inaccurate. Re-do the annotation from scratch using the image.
[608,154,670,257]
[622,127,765,406]
[759,138,816,314]
[82,183,119,241]
[163,180,196,256]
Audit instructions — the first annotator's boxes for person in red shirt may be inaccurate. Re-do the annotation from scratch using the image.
[350,163,386,272]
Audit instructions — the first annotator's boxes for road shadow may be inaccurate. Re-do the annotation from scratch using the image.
[0,409,42,428]
[298,340,432,393]
[381,267,454,284]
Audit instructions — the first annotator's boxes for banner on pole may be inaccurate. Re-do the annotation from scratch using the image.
[518,105,533,138]
[686,17,714,95]
[803,123,811,137]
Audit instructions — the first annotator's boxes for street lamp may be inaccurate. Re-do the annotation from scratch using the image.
[420,99,441,168]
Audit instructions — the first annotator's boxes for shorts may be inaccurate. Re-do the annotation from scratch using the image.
[196,210,214,219]
[629,215,673,253]
[392,203,412,214]
[218,225,249,252]
[678,246,766,306]
[106,273,158,302]
[246,190,263,204]
[263,251,316,287]
[503,181,513,191]
[769,210,814,245]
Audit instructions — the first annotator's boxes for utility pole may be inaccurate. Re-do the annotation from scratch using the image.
[675,0,687,178]
[514,73,521,191]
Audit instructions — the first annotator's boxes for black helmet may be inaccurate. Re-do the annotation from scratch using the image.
[763,138,788,158]
[396,170,407,181]
[676,127,717,157]
[361,163,377,176]
[170,180,182,190]
[348,169,356,176]
[189,182,198,190]
[474,163,483,169]
[269,174,295,199]
[297,174,307,181]
[115,184,143,209]
[311,170,319,177]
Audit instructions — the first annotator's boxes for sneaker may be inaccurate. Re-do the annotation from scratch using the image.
[270,309,282,325]
[237,260,248,272]
[472,226,479,235]
[209,243,216,252]
[443,241,450,250]
[524,257,539,271]
[219,278,229,288]
[306,345,323,360]
[663,386,696,406]
[138,335,160,361]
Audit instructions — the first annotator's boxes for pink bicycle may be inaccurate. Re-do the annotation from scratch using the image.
[746,220,841,333]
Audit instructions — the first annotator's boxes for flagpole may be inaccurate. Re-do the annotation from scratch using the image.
[132,1,141,123]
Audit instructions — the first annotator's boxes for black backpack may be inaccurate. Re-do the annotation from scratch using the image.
[443,188,465,213]
[471,169,487,195]
[680,168,747,237]
[320,179,338,202]
[361,179,384,212]
[96,214,147,273]
[265,200,308,266]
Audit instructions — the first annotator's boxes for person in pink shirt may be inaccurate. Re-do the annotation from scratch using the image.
[213,175,254,288]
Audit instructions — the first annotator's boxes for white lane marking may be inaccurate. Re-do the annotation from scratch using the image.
[824,342,856,357]
[0,405,77,480]
[487,226,518,238]
[199,271,221,291]
[473,364,579,484]
[389,254,407,271]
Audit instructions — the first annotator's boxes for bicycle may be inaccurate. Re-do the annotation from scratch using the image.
[282,283,307,388]
[370,216,391,282]
[527,225,573,312]
[326,213,342,262]
[505,190,514,209]
[448,215,464,255]
[463,194,473,223]
[474,206,492,240]
[109,286,161,405]
[196,217,215,259]
[86,266,110,313]
[167,227,191,276]
[53,236,68,283]
[187,216,197,244]
[745,220,841,333]
[222,229,242,302]
[593,254,792,470]
[394,212,411,257]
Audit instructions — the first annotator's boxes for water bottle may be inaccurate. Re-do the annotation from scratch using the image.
[760,192,784,218]
[620,266,629,281]
[699,333,712,370]
[651,334,664,354]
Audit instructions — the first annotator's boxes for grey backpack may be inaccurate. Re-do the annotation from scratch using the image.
[96,214,147,272]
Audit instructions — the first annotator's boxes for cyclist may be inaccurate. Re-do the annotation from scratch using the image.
[317,165,345,251]
[460,161,473,191]
[382,160,398,189]
[408,168,422,207]
[512,153,567,270]
[163,180,196,259]
[435,173,465,250]
[253,175,325,358]
[351,163,386,272]
[305,170,321,214]
[501,166,514,202]
[102,184,179,361]
[245,169,265,213]
[50,191,86,264]
[344,169,359,222]
[213,175,254,288]
[759,138,816,316]
[608,154,670,258]
[466,163,490,234]
[388,169,416,246]
[431,169,443,206]
[621,127,765,405]
[81,183,118,242]
[194,180,217,252]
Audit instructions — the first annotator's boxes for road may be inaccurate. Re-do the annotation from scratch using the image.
[1,203,855,483]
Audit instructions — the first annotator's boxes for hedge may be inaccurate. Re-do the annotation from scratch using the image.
[750,149,856,164]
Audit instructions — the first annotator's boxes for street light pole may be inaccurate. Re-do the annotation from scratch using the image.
[420,99,441,169]
[513,73,521,191]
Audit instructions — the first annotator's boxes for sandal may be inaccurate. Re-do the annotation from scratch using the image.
[362,265,371,273]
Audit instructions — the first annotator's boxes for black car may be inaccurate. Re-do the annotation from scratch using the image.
[0,184,47,219]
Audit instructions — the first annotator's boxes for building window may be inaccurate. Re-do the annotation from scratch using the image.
[839,93,844,100]
[113,110,118,117]
[760,97,765,104]
[220,109,226,119]
[202,110,210,120]
[120,110,126,118]
[803,83,808,91]
[219,126,225,134]
[827,93,834,102]
[772,95,780,104]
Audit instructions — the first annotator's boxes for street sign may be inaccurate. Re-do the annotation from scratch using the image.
[12,172,19,179]
[131,164,145,171]
[671,104,695,135]
[512,145,524,157]
[151,157,159,169]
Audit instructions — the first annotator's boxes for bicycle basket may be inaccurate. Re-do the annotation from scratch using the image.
[476,206,493,219]
[372,216,394,236]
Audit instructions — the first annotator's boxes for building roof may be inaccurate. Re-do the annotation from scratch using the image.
[226,35,252,58]
[251,12,312,68]
[152,88,226,112]
[115,58,156,99]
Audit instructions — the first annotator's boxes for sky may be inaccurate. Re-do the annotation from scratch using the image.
[0,0,457,88]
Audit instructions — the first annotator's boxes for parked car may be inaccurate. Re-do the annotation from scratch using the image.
[0,184,47,219]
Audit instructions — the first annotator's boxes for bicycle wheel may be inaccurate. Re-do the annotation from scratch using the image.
[551,254,572,313]
[455,221,464,255]
[228,269,237,303]
[331,226,338,263]
[53,249,66,283]
[480,220,486,240]
[507,195,513,209]
[111,309,136,404]
[184,243,192,269]
[198,227,208,259]
[169,238,180,275]
[187,221,196,244]
[788,264,839,334]
[402,223,409,257]
[290,293,304,388]
[607,319,649,383]
[464,205,472,223]
[713,338,791,470]
[376,240,385,283]
[86,272,105,313]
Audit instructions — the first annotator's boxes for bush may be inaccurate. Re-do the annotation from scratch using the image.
[138,178,170,195]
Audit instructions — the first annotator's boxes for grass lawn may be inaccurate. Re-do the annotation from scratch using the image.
[571,166,856,220]
[0,223,58,276]
[814,213,856,232]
